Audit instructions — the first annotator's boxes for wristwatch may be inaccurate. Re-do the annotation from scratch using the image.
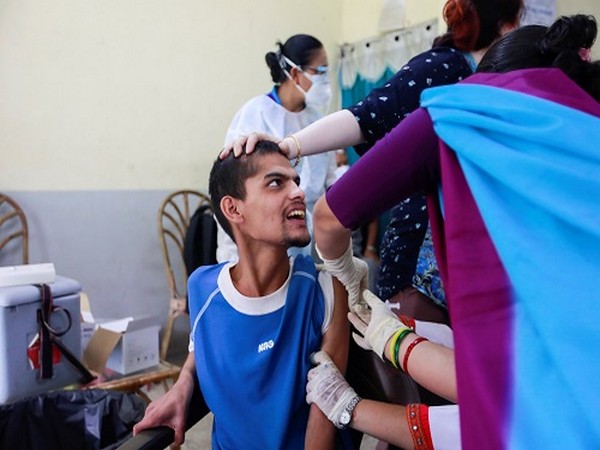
[338,395,361,429]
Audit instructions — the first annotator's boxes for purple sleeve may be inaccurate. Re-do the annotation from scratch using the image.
[326,108,440,230]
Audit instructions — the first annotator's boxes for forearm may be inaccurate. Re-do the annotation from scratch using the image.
[293,109,363,157]
[305,404,337,450]
[305,279,349,450]
[385,334,457,403]
[133,353,197,444]
[321,278,350,371]
[177,352,197,395]
[351,400,414,449]
[353,401,460,450]
[403,338,456,402]
[313,195,352,260]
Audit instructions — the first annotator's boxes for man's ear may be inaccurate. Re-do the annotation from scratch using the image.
[220,196,244,224]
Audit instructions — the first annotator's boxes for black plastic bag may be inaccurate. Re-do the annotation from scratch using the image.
[0,389,146,450]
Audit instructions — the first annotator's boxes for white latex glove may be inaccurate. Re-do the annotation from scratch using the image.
[316,242,369,312]
[348,289,411,360]
[306,351,360,429]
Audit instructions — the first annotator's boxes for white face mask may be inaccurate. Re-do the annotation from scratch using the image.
[282,56,332,114]
[302,72,332,113]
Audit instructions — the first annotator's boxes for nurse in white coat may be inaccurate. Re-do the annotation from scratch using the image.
[217,34,337,263]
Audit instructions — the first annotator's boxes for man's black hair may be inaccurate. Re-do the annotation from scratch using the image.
[208,140,283,241]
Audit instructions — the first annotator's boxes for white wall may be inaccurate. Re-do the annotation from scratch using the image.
[1,0,599,328]
[0,0,343,326]
[0,0,343,191]
[341,0,439,42]
[557,0,600,57]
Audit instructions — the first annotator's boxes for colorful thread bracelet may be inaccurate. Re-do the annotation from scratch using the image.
[402,336,428,375]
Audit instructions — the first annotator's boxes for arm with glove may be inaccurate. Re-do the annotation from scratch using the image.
[350,290,457,403]
[306,351,461,450]
[313,195,370,312]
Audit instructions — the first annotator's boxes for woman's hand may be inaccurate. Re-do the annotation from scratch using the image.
[306,351,360,429]
[220,132,282,159]
[348,289,411,361]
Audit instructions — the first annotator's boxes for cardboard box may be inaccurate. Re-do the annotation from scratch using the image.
[0,275,82,404]
[86,316,160,375]
[82,309,160,375]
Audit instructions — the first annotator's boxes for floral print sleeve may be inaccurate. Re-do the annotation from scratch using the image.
[348,47,473,155]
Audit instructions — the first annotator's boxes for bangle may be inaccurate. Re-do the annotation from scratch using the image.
[402,336,428,375]
[406,403,434,450]
[399,315,416,330]
[387,329,403,369]
[286,134,301,167]
[366,245,377,253]
[391,328,414,369]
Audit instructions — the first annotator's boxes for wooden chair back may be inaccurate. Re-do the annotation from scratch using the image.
[157,190,212,360]
[0,194,29,265]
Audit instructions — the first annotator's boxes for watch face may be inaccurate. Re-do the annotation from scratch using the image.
[340,410,351,425]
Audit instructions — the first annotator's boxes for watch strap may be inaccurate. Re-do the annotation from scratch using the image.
[338,394,361,429]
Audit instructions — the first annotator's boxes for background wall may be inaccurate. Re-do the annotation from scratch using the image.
[1,0,598,333]
[0,0,345,326]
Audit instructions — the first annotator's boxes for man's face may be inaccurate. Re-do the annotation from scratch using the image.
[236,153,310,249]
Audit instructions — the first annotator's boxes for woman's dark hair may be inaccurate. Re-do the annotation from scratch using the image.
[265,34,323,83]
[478,15,600,100]
[433,0,524,51]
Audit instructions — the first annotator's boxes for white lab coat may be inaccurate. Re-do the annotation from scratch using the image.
[217,93,337,263]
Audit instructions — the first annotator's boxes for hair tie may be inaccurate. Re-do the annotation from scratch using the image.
[579,47,592,62]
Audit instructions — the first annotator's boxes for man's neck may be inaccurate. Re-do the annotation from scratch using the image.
[229,247,292,297]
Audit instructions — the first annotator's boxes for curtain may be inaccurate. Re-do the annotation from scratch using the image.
[338,18,438,164]
[336,18,438,242]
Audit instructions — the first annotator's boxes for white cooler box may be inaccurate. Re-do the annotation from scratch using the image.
[0,276,82,404]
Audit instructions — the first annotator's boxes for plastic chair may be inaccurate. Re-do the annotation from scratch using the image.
[0,193,29,265]
[157,190,213,361]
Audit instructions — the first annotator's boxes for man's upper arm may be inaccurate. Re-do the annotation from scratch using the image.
[320,273,350,373]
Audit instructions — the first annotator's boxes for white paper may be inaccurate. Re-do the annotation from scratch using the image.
[0,263,56,287]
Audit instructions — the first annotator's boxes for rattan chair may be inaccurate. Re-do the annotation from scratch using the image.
[0,193,29,265]
[157,190,212,361]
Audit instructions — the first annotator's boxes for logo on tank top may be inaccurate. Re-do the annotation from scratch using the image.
[258,339,274,353]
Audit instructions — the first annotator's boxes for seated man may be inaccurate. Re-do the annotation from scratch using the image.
[134,140,349,449]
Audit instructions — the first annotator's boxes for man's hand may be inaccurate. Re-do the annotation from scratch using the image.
[317,242,369,312]
[132,380,193,445]
[306,351,360,429]
[348,290,411,360]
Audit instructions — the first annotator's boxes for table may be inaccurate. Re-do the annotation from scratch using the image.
[85,360,180,403]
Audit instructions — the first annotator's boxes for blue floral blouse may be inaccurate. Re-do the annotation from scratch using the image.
[349,47,474,307]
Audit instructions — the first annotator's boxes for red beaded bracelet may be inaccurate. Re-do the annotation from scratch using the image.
[402,336,429,375]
